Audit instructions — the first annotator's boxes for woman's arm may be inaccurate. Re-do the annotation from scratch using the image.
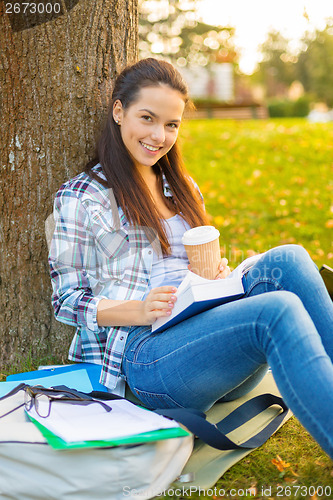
[49,187,108,332]
[97,286,177,327]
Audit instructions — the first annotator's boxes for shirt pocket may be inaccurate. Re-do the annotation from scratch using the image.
[132,387,185,410]
[90,209,130,282]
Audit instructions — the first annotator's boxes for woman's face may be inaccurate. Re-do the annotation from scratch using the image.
[113,85,185,171]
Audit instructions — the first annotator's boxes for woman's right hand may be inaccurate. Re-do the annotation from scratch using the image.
[141,286,177,325]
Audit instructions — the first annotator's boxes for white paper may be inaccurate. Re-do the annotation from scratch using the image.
[27,398,180,443]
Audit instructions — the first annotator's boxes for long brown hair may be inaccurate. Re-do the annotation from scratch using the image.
[86,58,208,254]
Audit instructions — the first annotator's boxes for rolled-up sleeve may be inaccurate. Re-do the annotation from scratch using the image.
[49,190,105,333]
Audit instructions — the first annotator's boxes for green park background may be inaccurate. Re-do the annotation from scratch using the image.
[182,118,332,270]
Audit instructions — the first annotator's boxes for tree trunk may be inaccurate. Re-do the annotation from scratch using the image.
[0,0,138,369]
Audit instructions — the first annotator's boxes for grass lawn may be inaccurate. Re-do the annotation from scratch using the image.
[2,118,333,499]
[180,118,332,270]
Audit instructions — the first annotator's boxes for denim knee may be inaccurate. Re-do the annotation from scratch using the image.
[254,290,309,350]
[267,289,304,313]
[267,244,316,270]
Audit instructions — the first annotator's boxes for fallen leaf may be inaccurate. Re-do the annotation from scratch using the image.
[272,455,290,472]
[248,483,257,496]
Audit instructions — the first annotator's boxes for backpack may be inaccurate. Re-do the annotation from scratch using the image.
[0,367,291,498]
[0,386,193,500]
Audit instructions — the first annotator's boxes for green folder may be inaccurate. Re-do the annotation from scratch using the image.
[27,414,190,450]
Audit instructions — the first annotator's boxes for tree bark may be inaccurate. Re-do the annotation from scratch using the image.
[0,0,138,368]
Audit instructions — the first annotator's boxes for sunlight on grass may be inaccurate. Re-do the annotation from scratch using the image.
[180,118,333,271]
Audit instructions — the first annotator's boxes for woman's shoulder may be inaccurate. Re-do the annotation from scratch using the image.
[55,164,109,204]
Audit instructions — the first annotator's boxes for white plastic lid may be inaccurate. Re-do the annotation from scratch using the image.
[182,226,220,246]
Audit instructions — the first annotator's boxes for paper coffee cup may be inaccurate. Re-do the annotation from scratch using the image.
[182,226,221,280]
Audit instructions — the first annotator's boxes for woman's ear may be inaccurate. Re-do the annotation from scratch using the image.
[113,100,123,125]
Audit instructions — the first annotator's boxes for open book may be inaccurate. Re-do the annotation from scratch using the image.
[152,253,263,333]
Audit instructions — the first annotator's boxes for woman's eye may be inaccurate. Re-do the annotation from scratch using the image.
[142,115,152,121]
[168,123,178,129]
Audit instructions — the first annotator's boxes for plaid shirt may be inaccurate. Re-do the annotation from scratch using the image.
[49,164,203,395]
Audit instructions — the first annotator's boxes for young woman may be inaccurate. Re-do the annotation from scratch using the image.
[49,58,333,458]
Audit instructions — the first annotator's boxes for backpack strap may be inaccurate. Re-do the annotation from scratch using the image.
[86,389,288,451]
[154,393,288,450]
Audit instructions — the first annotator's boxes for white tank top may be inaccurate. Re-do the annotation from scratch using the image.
[143,214,191,297]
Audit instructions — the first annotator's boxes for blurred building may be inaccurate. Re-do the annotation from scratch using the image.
[179,62,234,102]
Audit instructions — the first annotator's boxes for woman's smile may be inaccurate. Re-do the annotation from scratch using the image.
[139,141,162,153]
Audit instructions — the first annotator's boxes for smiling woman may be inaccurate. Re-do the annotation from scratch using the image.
[48,58,333,463]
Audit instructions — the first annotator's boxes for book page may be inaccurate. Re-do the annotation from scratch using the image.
[227,252,264,279]
[177,253,264,293]
[175,271,213,297]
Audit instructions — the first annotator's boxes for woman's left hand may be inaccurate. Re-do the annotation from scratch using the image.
[215,258,231,280]
[187,257,231,279]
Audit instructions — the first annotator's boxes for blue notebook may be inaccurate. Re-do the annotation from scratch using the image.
[1,369,94,398]
[6,363,107,392]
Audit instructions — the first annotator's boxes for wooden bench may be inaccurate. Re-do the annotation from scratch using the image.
[185,104,269,120]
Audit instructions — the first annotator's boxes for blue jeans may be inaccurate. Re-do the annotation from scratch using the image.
[122,245,333,457]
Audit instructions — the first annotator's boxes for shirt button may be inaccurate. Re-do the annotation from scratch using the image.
[120,336,124,340]
[148,250,152,255]
[140,279,146,283]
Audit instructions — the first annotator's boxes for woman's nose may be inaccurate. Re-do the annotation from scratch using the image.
[151,125,165,143]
